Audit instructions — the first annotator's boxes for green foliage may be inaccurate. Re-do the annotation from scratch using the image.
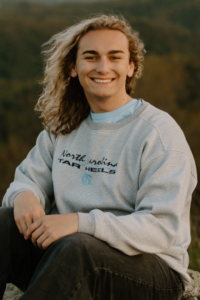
[0,81,42,144]
[176,62,200,110]
[188,214,200,272]
[0,80,43,200]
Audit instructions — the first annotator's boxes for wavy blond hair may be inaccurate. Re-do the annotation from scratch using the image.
[35,14,145,135]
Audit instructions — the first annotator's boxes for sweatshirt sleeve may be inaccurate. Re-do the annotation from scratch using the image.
[2,129,55,214]
[78,150,197,255]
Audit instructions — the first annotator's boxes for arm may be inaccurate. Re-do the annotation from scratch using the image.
[3,128,79,248]
[2,129,55,214]
[78,151,197,255]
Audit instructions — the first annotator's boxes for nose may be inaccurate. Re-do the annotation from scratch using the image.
[96,56,110,74]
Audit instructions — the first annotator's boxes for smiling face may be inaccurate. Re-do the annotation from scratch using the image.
[70,29,134,113]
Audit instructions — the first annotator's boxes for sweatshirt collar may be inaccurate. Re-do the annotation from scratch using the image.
[90,99,142,124]
[85,100,149,130]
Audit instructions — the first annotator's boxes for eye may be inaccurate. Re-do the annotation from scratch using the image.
[110,56,120,60]
[85,56,98,60]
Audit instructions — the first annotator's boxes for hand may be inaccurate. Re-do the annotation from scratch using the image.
[25,213,79,250]
[13,191,45,238]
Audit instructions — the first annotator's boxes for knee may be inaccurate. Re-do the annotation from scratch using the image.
[52,233,92,257]
[50,233,96,272]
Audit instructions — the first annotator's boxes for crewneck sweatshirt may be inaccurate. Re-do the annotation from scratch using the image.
[2,100,197,290]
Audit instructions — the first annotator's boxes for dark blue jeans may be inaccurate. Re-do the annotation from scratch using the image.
[0,207,184,300]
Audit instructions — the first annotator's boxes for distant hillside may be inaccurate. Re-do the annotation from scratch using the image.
[1,0,199,32]
[0,0,115,3]
[0,0,199,81]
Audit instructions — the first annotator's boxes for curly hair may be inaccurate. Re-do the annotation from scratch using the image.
[35,14,145,136]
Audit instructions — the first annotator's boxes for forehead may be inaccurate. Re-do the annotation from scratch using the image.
[77,29,129,53]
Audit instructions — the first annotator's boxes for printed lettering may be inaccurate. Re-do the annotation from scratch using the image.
[88,157,117,167]
[79,155,86,162]
[63,160,71,166]
[60,150,117,169]
[61,150,66,157]
[101,168,109,173]
[75,154,82,161]
[109,170,116,174]
[89,159,95,165]
[72,162,81,169]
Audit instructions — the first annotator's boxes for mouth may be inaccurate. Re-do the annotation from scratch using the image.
[90,78,115,84]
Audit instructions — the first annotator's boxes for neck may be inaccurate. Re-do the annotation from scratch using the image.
[86,93,133,113]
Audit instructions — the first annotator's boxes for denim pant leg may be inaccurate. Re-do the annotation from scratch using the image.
[19,232,184,300]
[0,207,44,299]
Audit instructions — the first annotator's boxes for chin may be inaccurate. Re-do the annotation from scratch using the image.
[93,93,113,99]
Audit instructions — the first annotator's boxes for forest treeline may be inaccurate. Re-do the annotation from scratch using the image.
[0,0,200,270]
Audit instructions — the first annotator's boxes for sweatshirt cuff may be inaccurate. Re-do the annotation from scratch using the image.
[78,212,95,236]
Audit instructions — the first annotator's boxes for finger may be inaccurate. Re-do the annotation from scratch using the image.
[25,218,42,239]
[31,236,37,247]
[20,220,28,236]
[31,226,44,241]
[24,216,34,239]
[31,225,45,247]
[36,232,49,250]
[41,237,52,250]
[31,230,45,248]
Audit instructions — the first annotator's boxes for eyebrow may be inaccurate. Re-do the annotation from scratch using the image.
[82,50,125,55]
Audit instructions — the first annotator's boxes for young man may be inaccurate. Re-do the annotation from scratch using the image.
[1,14,197,300]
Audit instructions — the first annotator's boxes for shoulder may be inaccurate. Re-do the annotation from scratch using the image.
[33,129,57,155]
[139,101,189,153]
[137,100,197,178]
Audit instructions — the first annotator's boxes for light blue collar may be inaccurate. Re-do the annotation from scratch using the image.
[90,99,142,123]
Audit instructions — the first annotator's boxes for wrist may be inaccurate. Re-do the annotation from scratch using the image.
[13,191,37,206]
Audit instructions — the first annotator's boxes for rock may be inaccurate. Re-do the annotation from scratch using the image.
[182,269,200,299]
[3,284,23,300]
[3,269,200,300]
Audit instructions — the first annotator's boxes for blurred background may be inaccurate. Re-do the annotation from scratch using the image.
[0,0,200,271]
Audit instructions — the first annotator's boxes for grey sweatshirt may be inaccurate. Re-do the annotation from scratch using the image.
[2,100,197,289]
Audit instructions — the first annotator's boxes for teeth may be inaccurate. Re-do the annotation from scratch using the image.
[93,79,112,83]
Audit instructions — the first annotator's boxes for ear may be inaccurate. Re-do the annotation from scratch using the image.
[127,61,135,77]
[70,66,78,77]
